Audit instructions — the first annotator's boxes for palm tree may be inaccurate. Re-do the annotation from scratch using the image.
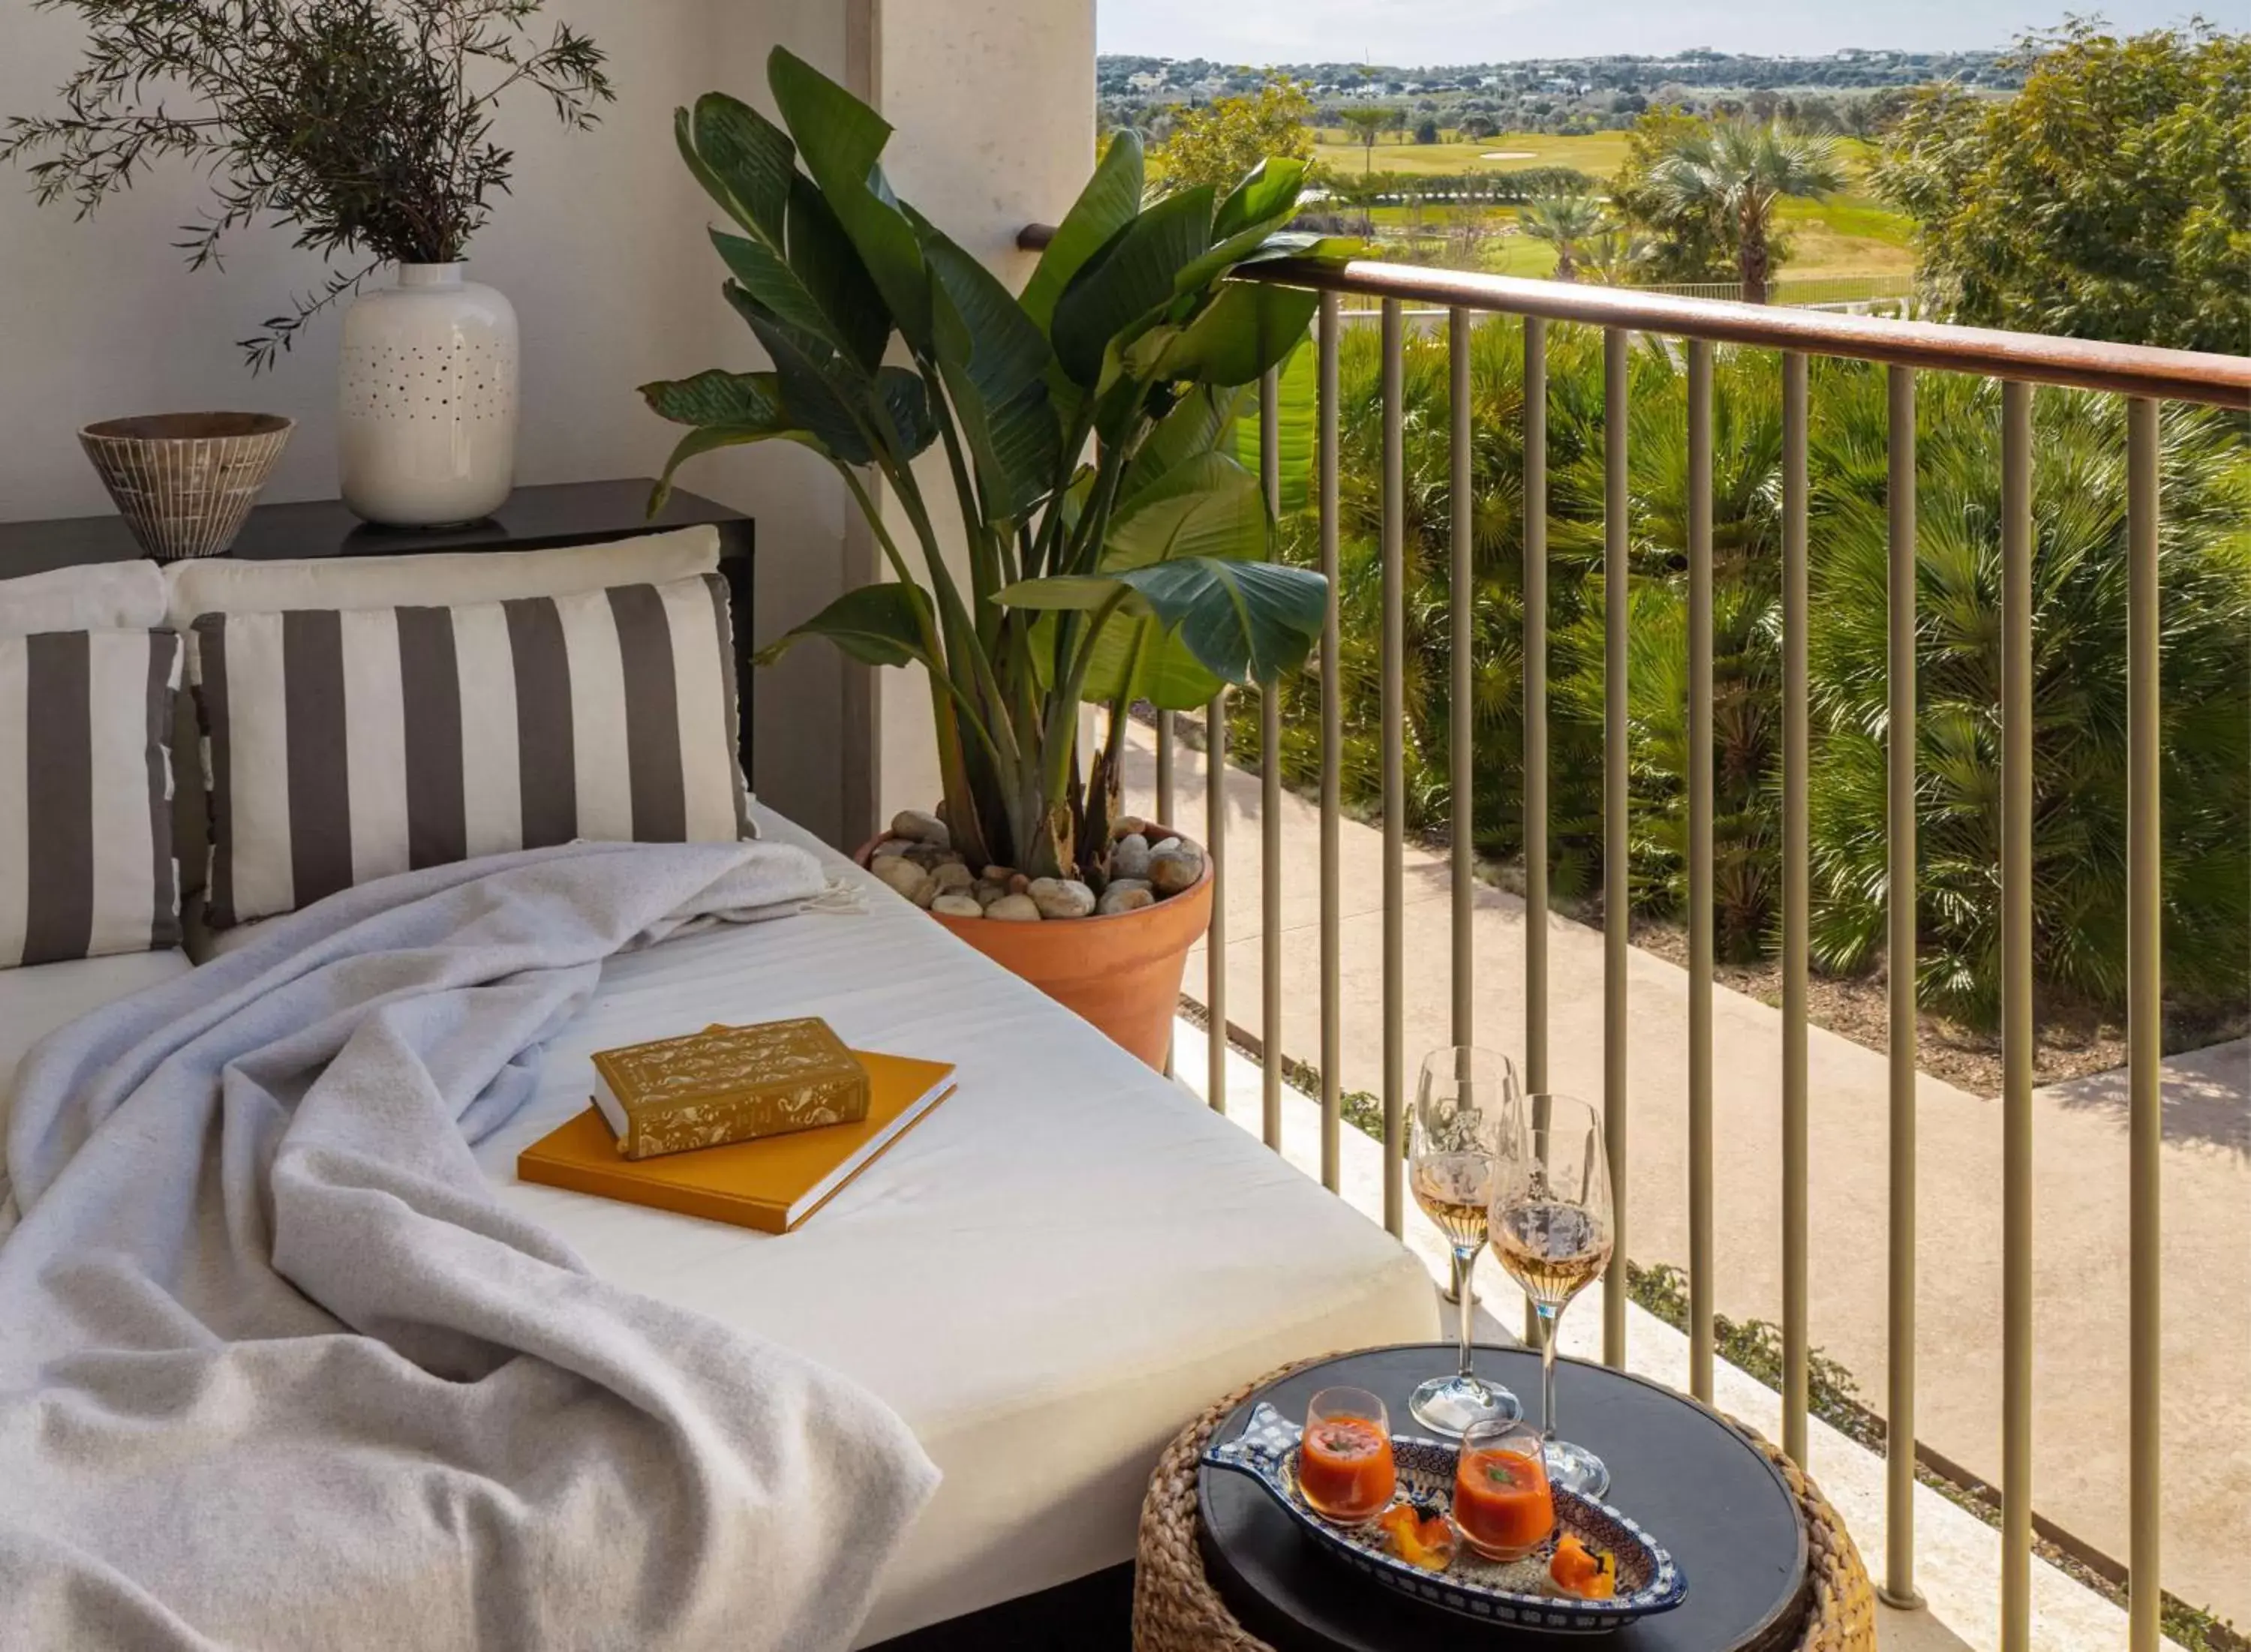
[1340,107,1397,177]
[1583,224,1655,287]
[1645,120,1845,302]
[1516,191,1610,283]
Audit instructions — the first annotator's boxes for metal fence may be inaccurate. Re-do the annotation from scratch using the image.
[1023,230,2251,1652]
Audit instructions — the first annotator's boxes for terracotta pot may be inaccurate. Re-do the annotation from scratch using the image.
[855,831,1212,1071]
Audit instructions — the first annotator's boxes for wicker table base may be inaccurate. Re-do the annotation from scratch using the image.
[1132,1356,1877,1652]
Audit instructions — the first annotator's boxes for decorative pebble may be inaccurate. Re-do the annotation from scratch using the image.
[973,881,1008,907]
[1097,885,1155,915]
[1104,877,1152,897]
[930,894,984,918]
[1029,878,1096,919]
[1146,827,1180,848]
[984,894,1041,921]
[982,865,1017,886]
[870,856,935,907]
[1008,873,1031,896]
[1110,815,1147,841]
[930,861,975,894]
[1109,832,1151,882]
[890,808,951,849]
[870,837,912,860]
[1150,842,1205,897]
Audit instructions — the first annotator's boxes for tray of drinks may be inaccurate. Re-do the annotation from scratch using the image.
[1202,1399,1687,1634]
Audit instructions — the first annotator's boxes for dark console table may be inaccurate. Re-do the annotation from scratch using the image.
[0,478,756,779]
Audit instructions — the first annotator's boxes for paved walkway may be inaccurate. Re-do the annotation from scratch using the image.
[1124,721,2251,1629]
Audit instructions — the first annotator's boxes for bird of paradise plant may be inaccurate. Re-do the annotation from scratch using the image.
[642,48,1346,881]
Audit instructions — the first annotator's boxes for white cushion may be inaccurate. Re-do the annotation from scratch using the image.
[473,804,1439,1643]
[0,563,168,635]
[161,524,723,629]
[0,949,194,1137]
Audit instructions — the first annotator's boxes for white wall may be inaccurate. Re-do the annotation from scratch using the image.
[866,0,1098,828]
[0,0,1094,846]
[0,0,854,837]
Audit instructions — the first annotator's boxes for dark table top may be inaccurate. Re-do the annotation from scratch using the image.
[1198,1345,1809,1652]
[0,479,747,579]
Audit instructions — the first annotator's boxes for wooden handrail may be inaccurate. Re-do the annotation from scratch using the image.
[1016,225,2251,408]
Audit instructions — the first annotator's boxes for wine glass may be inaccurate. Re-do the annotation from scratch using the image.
[1492,1092,1615,1499]
[1407,1047,1523,1434]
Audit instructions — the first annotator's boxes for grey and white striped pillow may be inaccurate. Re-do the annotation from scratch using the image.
[0,629,183,969]
[191,574,750,930]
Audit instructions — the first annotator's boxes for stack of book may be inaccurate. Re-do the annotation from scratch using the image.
[518,1017,954,1234]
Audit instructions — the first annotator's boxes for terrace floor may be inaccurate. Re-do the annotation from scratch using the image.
[1123,721,2250,1633]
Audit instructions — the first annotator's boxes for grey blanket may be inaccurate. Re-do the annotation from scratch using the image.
[0,841,939,1651]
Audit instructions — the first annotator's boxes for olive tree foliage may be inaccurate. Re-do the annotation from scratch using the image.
[1870,20,2250,353]
[1151,80,1318,198]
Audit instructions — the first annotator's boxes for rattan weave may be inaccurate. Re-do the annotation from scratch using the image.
[1130,1356,1877,1652]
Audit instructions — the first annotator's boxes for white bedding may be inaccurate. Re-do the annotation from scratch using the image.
[475,806,1440,1643]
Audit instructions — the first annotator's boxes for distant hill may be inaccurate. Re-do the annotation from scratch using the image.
[1101,49,2019,99]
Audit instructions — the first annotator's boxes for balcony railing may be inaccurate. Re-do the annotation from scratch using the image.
[1023,225,2250,1650]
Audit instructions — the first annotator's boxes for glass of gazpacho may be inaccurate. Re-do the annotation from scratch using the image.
[1451,1417,1555,1561]
[1298,1388,1396,1526]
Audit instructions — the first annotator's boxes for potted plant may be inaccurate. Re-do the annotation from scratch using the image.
[4,0,614,526]
[642,49,1342,1068]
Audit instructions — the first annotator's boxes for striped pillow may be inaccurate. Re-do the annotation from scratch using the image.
[0,629,183,969]
[191,575,751,930]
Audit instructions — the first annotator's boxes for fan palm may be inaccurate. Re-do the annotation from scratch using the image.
[1516,192,1610,283]
[1645,121,1845,302]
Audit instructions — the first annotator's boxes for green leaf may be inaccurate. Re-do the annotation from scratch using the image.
[1104,451,1267,568]
[755,581,937,671]
[1152,281,1320,387]
[1000,557,1328,688]
[680,96,793,242]
[1119,386,1236,508]
[648,421,822,515]
[1111,557,1327,685]
[1050,184,1216,387]
[786,174,891,372]
[767,47,931,350]
[1211,158,1308,241]
[910,206,1060,521]
[1022,130,1147,333]
[723,281,876,464]
[639,368,788,428]
[876,365,941,461]
[1230,340,1317,513]
[1077,611,1226,710]
[710,227,855,359]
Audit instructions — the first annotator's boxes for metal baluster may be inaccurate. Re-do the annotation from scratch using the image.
[1781,351,1811,1467]
[1261,367,1285,1153]
[1157,710,1175,1077]
[2000,378,2035,1652]
[1523,320,1550,1100]
[1207,687,1228,1116]
[1685,339,1717,1404]
[1450,311,1475,1053]
[1601,326,1630,1371]
[1522,317,1550,1347]
[1881,364,1923,1610]
[1319,294,1344,1194]
[2125,396,2162,1652]
[1382,298,1408,1237]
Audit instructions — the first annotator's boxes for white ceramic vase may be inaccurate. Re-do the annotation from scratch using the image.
[338,263,518,525]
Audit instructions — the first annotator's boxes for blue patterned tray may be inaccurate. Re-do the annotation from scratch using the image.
[1204,1402,1688,1635]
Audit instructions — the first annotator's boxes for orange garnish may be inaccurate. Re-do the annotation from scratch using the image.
[1549,1533,1617,1599]
[1379,1503,1455,1572]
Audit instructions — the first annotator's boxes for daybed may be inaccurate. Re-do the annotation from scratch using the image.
[0,537,1438,1647]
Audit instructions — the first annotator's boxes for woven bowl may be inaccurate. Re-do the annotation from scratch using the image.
[78,412,294,561]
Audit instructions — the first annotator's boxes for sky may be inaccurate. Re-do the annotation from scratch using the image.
[1095,0,2207,62]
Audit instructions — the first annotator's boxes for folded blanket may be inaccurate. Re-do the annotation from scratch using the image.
[0,841,939,1650]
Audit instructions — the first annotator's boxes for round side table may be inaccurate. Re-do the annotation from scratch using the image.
[1133,1344,1874,1652]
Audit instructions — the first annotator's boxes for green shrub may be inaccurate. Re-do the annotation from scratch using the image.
[1234,316,2251,1028]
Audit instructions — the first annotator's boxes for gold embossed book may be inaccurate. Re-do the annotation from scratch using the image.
[591,1017,870,1160]
[519,1050,956,1235]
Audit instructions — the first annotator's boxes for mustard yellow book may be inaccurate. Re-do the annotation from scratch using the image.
[517,1050,955,1234]
[591,1017,869,1161]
